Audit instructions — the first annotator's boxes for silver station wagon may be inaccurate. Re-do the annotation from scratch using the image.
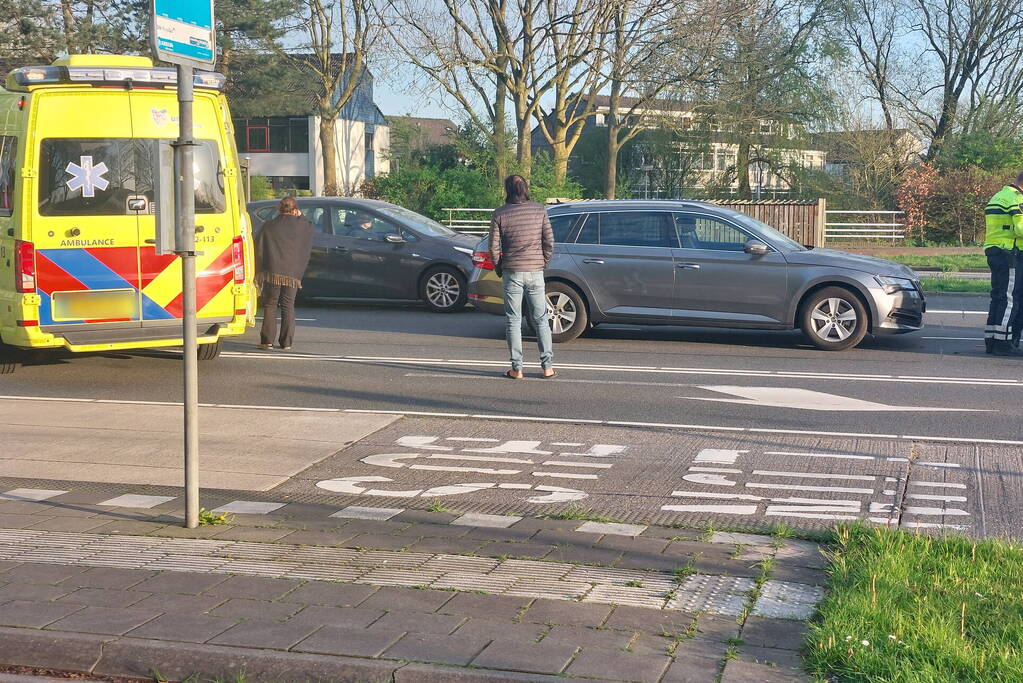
[468,200,925,351]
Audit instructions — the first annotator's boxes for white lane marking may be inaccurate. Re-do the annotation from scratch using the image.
[903,506,970,516]
[671,491,861,506]
[254,316,317,321]
[887,457,910,462]
[221,352,1023,388]
[766,504,863,514]
[540,461,614,469]
[662,504,758,514]
[683,473,737,486]
[465,441,552,455]
[882,490,896,495]
[746,483,874,494]
[3,394,1022,447]
[927,310,985,314]
[917,462,961,468]
[671,491,763,501]
[550,442,583,446]
[908,493,968,503]
[922,337,982,341]
[688,386,984,412]
[694,449,748,465]
[752,471,876,481]
[688,467,743,474]
[498,483,532,490]
[903,521,970,530]
[913,481,967,489]
[531,471,599,480]
[446,437,500,442]
[765,510,861,520]
[766,451,875,461]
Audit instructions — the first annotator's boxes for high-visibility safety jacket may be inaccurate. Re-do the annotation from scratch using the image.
[984,185,1023,250]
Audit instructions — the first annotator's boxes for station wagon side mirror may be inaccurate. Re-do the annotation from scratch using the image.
[744,239,770,256]
[385,233,406,244]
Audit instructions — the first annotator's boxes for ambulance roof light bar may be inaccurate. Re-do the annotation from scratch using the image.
[6,66,226,91]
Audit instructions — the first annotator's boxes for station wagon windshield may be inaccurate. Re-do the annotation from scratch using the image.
[732,213,807,251]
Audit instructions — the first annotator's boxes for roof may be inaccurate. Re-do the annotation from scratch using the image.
[588,94,697,114]
[812,129,918,163]
[386,116,458,147]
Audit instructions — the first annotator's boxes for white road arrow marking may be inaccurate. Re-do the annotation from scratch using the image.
[684,386,985,412]
[694,449,748,464]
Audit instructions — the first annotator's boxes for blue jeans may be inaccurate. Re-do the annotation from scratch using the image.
[503,271,554,372]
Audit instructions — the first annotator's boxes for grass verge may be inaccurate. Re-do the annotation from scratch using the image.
[806,525,1023,682]
[885,253,987,272]
[919,276,989,293]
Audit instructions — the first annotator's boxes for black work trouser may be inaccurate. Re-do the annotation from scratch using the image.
[260,284,298,348]
[985,247,1023,346]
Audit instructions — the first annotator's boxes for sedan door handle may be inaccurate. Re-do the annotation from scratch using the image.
[676,262,701,270]
[582,258,605,264]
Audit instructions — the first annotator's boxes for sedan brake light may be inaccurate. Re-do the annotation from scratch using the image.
[472,251,495,271]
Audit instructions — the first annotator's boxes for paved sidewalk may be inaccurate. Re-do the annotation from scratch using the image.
[0,487,823,682]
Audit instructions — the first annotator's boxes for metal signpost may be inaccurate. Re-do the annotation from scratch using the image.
[151,0,216,529]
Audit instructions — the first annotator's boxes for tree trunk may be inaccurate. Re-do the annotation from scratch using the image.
[516,117,532,180]
[494,64,509,185]
[319,114,339,196]
[60,0,76,53]
[551,141,568,187]
[736,141,751,199]
[605,128,620,199]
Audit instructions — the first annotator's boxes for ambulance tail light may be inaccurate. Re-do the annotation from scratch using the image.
[14,241,36,293]
[231,236,245,283]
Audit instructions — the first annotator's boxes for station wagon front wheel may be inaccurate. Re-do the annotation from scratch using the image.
[800,287,868,351]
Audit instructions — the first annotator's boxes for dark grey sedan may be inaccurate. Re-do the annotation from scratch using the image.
[469,200,925,350]
[248,198,478,312]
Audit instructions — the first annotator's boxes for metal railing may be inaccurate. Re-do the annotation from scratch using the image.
[825,210,905,242]
[442,208,493,234]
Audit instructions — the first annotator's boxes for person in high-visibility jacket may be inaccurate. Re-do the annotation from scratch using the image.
[983,174,1023,355]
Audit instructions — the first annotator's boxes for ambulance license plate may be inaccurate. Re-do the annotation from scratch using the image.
[52,289,139,321]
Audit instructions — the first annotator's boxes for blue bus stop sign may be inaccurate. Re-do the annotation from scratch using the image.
[151,0,216,68]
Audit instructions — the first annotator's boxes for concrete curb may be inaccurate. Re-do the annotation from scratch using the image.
[0,628,565,683]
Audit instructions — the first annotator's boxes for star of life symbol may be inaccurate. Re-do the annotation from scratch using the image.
[65,156,110,198]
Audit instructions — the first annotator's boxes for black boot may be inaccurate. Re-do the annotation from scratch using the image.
[991,341,1023,356]
[986,338,995,354]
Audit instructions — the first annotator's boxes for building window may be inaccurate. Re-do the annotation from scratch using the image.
[595,113,606,127]
[365,129,375,179]
[234,118,310,154]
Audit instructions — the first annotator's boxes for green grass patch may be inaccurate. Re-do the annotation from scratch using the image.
[542,504,619,523]
[806,525,1023,682]
[920,277,989,293]
[885,253,987,272]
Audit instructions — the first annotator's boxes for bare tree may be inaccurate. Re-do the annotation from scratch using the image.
[268,0,381,195]
[839,0,904,132]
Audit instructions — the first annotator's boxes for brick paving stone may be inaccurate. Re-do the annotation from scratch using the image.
[471,640,578,675]
[438,592,531,621]
[0,489,67,502]
[460,527,539,543]
[294,624,406,658]
[280,582,376,607]
[0,501,47,514]
[741,617,809,651]
[209,619,320,649]
[662,541,733,559]
[331,506,405,521]
[46,606,161,635]
[542,625,634,650]
[130,592,226,614]
[628,632,674,657]
[0,514,43,529]
[400,523,472,538]
[477,542,554,560]
[737,645,805,669]
[332,519,411,535]
[345,533,413,551]
[87,520,168,536]
[452,618,549,643]
[644,527,707,541]
[509,518,582,533]
[595,535,671,554]
[276,530,356,547]
[2,563,86,585]
[689,557,761,578]
[769,564,828,585]
[275,503,339,519]
[603,605,697,634]
[26,517,110,533]
[0,600,83,628]
[566,649,672,683]
[56,587,150,608]
[407,538,487,555]
[210,527,295,542]
[0,582,74,602]
[531,529,592,546]
[521,598,613,627]
[131,572,227,595]
[615,552,687,573]
[126,612,237,643]
[208,598,304,621]
[200,575,301,600]
[576,522,648,537]
[391,510,459,525]
[359,586,455,613]
[661,651,725,682]
[384,632,493,666]
[152,524,236,538]
[451,513,523,528]
[720,659,808,683]
[0,560,20,572]
[286,605,385,629]
[370,610,465,635]
[545,546,623,566]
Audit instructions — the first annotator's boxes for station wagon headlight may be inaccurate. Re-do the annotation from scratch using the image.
[874,275,916,294]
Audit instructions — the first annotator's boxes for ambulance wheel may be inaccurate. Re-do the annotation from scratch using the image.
[0,346,18,374]
[196,340,222,361]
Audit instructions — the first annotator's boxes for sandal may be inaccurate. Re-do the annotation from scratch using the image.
[541,370,558,379]
[504,369,524,379]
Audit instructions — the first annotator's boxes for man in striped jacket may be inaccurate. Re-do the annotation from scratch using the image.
[489,175,557,378]
[983,175,1023,355]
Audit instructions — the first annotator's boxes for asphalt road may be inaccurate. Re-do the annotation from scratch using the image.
[1,293,1018,444]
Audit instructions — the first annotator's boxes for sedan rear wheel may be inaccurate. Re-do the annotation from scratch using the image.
[421,266,468,313]
[800,287,868,351]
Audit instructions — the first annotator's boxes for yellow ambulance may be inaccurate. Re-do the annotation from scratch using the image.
[0,55,255,374]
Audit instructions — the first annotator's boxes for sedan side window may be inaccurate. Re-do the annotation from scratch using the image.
[676,214,752,251]
[549,214,576,243]
[300,205,331,234]
[599,211,678,248]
